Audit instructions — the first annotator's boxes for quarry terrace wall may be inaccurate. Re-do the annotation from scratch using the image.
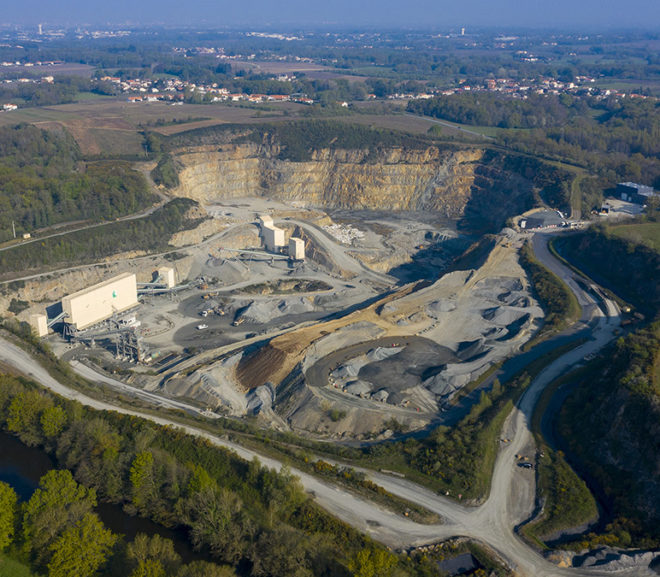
[173,143,484,216]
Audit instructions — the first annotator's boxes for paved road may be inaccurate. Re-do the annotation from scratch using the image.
[0,232,654,576]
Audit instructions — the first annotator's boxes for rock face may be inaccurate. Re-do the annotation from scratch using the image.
[174,143,486,218]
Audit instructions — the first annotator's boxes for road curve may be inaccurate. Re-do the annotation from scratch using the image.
[0,231,654,576]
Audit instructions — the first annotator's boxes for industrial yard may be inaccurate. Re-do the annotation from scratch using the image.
[5,191,545,441]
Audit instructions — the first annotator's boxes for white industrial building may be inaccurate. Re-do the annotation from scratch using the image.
[261,224,285,252]
[263,224,285,251]
[288,237,305,260]
[30,313,49,338]
[258,214,274,227]
[62,273,139,330]
[258,214,286,252]
[157,266,176,289]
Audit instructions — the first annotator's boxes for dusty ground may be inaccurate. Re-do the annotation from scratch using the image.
[14,191,541,441]
[267,229,543,438]
[131,198,539,439]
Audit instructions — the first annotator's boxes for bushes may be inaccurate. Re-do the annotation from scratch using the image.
[253,121,433,162]
[522,447,598,544]
[151,154,180,189]
[169,120,436,162]
[7,299,29,315]
[367,374,530,501]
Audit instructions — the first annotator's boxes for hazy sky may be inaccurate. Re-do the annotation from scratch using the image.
[4,0,659,29]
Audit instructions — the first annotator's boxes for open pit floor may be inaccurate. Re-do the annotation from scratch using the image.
[32,197,542,441]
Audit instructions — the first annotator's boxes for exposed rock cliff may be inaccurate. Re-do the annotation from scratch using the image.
[174,143,489,215]
[171,140,537,232]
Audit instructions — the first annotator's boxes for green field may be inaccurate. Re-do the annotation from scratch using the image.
[610,222,660,253]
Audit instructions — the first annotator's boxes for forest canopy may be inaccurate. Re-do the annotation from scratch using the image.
[0,124,157,242]
[409,94,660,187]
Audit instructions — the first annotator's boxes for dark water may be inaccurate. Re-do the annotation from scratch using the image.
[0,431,206,564]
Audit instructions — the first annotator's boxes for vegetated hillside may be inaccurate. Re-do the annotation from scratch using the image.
[554,224,660,317]
[519,241,579,337]
[166,121,577,233]
[461,150,574,227]
[0,198,201,278]
[554,223,660,546]
[0,367,452,577]
[558,324,660,547]
[167,120,435,161]
[0,124,157,242]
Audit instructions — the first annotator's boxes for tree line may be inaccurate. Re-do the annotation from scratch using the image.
[408,92,586,130]
[169,120,441,163]
[409,93,660,189]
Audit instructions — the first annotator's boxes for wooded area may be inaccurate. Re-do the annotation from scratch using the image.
[0,198,200,276]
[0,125,157,243]
[551,223,660,548]
[0,373,410,577]
[409,94,660,188]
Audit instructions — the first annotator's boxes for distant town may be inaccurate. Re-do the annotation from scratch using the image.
[0,25,655,112]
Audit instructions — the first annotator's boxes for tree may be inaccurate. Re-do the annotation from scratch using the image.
[130,450,155,510]
[40,406,67,439]
[427,125,443,137]
[130,559,166,577]
[6,390,52,446]
[251,526,313,577]
[177,560,236,577]
[127,533,181,576]
[348,548,397,577]
[259,465,306,526]
[179,486,249,563]
[0,482,18,551]
[55,417,125,502]
[22,470,96,562]
[47,512,117,577]
[186,464,215,495]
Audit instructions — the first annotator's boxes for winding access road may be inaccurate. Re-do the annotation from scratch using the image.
[1,231,653,576]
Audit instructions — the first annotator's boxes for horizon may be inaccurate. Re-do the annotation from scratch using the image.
[2,0,659,31]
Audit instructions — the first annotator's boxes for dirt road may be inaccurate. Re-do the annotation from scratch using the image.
[1,232,654,576]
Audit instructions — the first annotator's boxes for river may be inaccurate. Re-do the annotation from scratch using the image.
[0,431,207,564]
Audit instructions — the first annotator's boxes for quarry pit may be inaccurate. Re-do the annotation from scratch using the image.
[6,139,547,441]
